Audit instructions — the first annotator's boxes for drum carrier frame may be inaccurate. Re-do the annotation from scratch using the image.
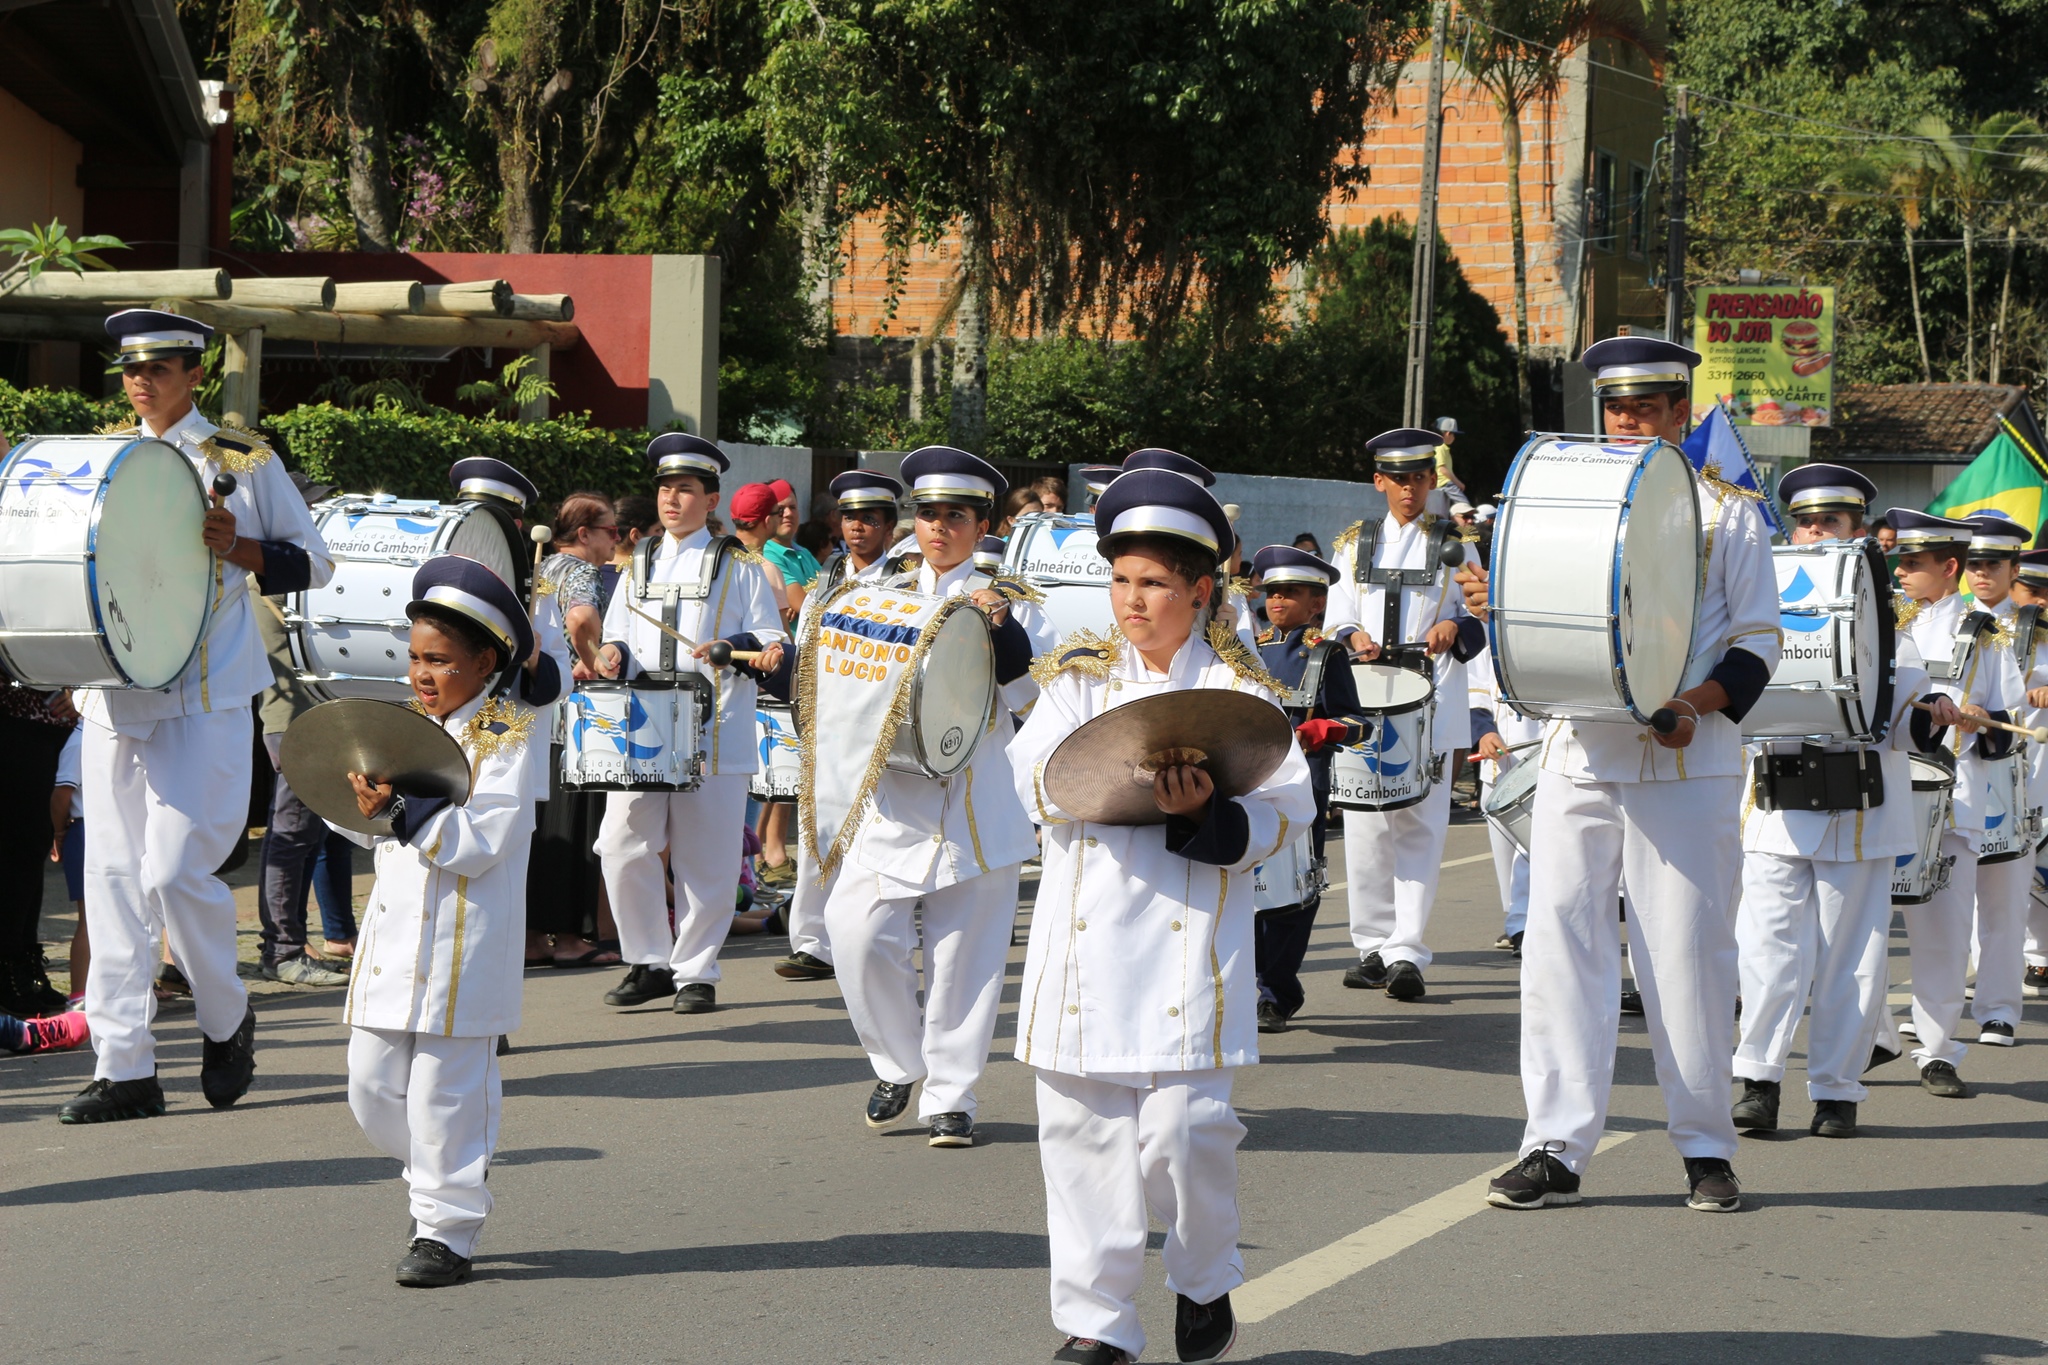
[1352,513,1456,672]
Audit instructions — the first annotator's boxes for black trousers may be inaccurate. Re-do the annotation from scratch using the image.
[0,715,70,966]
[526,744,605,936]
[1254,793,1332,1021]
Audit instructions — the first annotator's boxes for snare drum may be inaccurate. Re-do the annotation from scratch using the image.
[1253,832,1326,911]
[1893,752,1957,904]
[1002,512,1111,637]
[0,435,212,689]
[1331,663,1439,811]
[290,495,523,702]
[1480,741,1543,856]
[560,679,710,791]
[1488,434,1702,723]
[750,701,803,803]
[1743,540,1894,743]
[1978,753,2035,864]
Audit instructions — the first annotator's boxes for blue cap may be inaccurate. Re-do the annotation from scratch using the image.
[974,534,1005,573]
[1886,508,1976,554]
[829,468,903,509]
[1122,448,1216,486]
[2018,548,2048,588]
[1250,544,1340,588]
[1366,427,1442,474]
[1093,468,1232,560]
[105,308,212,365]
[1777,462,1876,515]
[1964,511,2029,559]
[647,433,728,483]
[902,446,1005,507]
[1582,335,1702,397]
[1077,464,1122,499]
[449,457,539,510]
[407,554,535,671]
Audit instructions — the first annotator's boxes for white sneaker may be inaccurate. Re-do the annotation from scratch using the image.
[1897,1015,1919,1040]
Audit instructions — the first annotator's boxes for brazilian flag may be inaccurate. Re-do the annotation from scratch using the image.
[1927,429,2048,544]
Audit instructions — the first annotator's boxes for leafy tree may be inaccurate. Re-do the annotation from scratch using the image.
[0,222,125,296]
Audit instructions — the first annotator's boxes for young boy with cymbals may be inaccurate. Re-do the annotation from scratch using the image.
[1011,466,1316,1365]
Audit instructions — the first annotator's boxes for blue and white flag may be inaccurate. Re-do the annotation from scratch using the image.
[1682,402,1784,536]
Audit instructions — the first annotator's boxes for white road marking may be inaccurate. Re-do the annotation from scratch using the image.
[1440,852,1493,869]
[1234,1130,1639,1323]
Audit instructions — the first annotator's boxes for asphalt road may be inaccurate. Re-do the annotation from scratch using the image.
[6,810,2047,1364]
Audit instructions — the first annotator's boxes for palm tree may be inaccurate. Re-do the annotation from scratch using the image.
[1454,0,1660,429]
[1905,114,2045,382]
[1824,148,1936,382]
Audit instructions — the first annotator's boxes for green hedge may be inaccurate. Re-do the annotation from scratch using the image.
[0,382,128,437]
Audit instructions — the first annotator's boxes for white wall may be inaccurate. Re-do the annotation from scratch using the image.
[718,442,812,516]
[1068,463,1386,563]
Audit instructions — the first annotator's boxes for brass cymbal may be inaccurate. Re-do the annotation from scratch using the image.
[280,698,473,837]
[1042,689,1294,826]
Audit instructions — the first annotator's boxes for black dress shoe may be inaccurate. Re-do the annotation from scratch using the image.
[672,982,717,1014]
[1255,1000,1289,1034]
[58,1074,166,1124]
[1385,961,1426,1001]
[1684,1157,1741,1212]
[1919,1060,1969,1097]
[866,1080,913,1128]
[1053,1339,1133,1365]
[1731,1078,1779,1132]
[395,1236,472,1288]
[1810,1099,1858,1138]
[603,964,675,1006]
[1342,952,1388,990]
[1508,931,1523,957]
[928,1111,975,1147]
[200,1005,257,1109]
[1866,1041,1901,1072]
[1175,1291,1237,1361]
[1620,989,1645,1016]
[774,951,835,980]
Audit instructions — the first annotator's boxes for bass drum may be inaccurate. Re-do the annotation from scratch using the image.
[289,495,523,702]
[1002,512,1111,638]
[1743,539,1894,743]
[885,603,996,779]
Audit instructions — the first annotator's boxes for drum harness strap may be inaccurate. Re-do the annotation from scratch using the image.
[1355,514,1452,672]
[631,531,742,682]
[1751,744,1885,812]
[1282,638,1342,718]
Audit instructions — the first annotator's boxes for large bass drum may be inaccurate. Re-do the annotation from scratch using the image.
[289,494,524,701]
[1743,540,1895,743]
[0,435,212,689]
[1488,434,1702,724]
[1002,512,1111,638]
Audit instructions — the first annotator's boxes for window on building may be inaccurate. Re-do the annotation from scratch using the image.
[1590,150,1617,254]
[1627,163,1650,261]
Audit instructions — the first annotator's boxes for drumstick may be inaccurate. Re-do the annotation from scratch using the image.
[1909,700,2048,742]
[526,524,551,617]
[623,600,699,651]
[211,472,236,507]
[703,641,764,667]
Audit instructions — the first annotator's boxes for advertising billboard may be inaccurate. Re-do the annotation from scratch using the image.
[1691,286,1835,427]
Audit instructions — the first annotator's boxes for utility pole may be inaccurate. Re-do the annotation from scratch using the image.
[1403,0,1450,428]
[1663,85,1689,345]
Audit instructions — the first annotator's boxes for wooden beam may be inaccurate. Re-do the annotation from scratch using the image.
[230,277,335,310]
[170,300,580,350]
[421,281,512,317]
[507,293,574,323]
[219,328,263,428]
[5,268,230,302]
[0,313,109,344]
[331,280,424,314]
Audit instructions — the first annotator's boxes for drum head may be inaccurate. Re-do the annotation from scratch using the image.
[1613,444,1701,714]
[913,606,995,777]
[1483,746,1541,814]
[1351,663,1433,713]
[1909,753,1955,790]
[94,441,212,689]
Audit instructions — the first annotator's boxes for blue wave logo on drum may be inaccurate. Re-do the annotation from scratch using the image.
[1778,567,1829,632]
[1986,780,2007,830]
[15,457,97,496]
[1358,722,1411,777]
[571,693,663,758]
[1897,852,1916,867]
[342,513,439,535]
[757,709,798,766]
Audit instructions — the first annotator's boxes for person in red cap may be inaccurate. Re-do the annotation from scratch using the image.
[761,477,822,613]
[728,483,795,622]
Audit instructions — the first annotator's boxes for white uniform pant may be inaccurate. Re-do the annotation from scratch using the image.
[785,842,834,965]
[1733,853,1890,1101]
[1343,777,1452,969]
[597,775,748,985]
[348,1027,500,1258]
[824,866,1018,1118]
[82,708,252,1082]
[1482,771,1530,938]
[1519,771,1742,1172]
[1971,854,2032,1030]
[1035,1067,1245,1359]
[1900,832,1976,1069]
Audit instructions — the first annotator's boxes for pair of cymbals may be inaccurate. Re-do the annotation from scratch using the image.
[280,698,473,836]
[1041,690,1293,826]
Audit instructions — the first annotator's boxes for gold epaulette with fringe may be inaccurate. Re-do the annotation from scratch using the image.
[1893,594,1921,630]
[1207,617,1289,694]
[732,546,767,566]
[463,695,535,762]
[1983,618,2014,651]
[991,574,1046,606]
[1229,574,1255,601]
[532,575,557,598]
[1029,628,1121,688]
[95,421,141,437]
[1256,627,1276,646]
[1331,520,1364,556]
[200,425,275,474]
[1699,462,1766,504]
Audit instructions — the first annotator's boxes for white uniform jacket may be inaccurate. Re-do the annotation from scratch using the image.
[1540,478,1781,783]
[1907,592,2028,843]
[599,526,787,775]
[1740,638,1935,862]
[1989,595,2048,807]
[1324,512,1482,752]
[847,559,1059,896]
[1010,627,1316,1076]
[339,693,542,1037]
[103,407,333,735]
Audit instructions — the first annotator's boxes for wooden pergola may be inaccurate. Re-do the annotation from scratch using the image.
[0,269,580,424]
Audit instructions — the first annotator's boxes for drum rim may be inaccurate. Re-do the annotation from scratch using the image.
[1351,660,1436,716]
[1481,740,1543,814]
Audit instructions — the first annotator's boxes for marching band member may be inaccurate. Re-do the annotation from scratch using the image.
[2014,549,2048,1000]
[1324,427,1486,1003]
[1885,509,2026,1095]
[769,468,910,983]
[60,310,334,1124]
[1120,448,1261,649]
[1012,468,1315,1365]
[340,556,544,1288]
[820,447,1056,1147]
[1730,467,1950,1140]
[447,456,571,707]
[1467,645,1539,955]
[1250,544,1371,1032]
[1459,336,1780,1212]
[1956,512,2037,1048]
[594,434,786,1016]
